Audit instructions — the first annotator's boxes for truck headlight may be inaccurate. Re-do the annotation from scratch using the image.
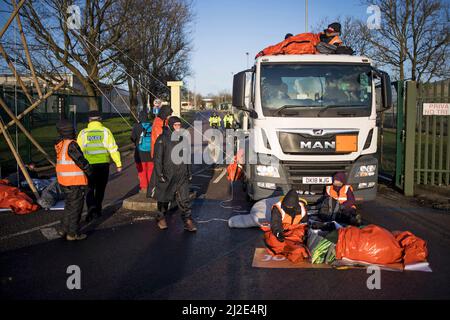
[355,165,377,177]
[358,182,376,189]
[257,182,276,190]
[256,165,280,178]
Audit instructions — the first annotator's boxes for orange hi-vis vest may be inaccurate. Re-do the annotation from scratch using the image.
[272,200,307,226]
[326,185,354,205]
[55,139,88,186]
[319,32,343,46]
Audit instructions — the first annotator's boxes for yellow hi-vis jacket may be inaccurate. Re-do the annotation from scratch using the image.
[77,121,122,167]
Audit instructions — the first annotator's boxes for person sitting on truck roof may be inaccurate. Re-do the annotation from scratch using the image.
[318,172,361,226]
[319,22,343,46]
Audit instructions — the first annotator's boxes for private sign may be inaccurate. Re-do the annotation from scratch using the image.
[423,103,450,116]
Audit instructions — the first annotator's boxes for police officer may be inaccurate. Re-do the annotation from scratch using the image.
[55,120,92,240]
[77,110,122,222]
[223,112,234,129]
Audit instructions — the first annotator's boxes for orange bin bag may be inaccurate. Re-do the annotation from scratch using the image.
[336,225,403,265]
[0,182,39,214]
[393,231,428,265]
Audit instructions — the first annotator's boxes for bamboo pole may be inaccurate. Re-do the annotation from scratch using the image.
[0,96,55,166]
[13,0,42,98]
[2,80,65,130]
[0,43,33,104]
[0,116,39,198]
[0,0,27,39]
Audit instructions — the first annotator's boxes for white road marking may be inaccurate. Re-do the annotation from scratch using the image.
[196,174,212,179]
[0,221,60,241]
[40,227,61,240]
[1,199,121,241]
[192,167,209,176]
[213,168,227,184]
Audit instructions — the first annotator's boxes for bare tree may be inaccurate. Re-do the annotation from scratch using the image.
[116,0,193,114]
[6,0,132,110]
[359,0,449,82]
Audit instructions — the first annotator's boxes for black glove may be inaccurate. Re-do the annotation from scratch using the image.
[275,232,285,242]
[159,175,167,183]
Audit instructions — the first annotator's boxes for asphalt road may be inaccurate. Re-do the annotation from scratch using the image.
[1,111,450,299]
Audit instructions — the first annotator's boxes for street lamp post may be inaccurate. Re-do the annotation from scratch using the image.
[305,0,308,32]
[246,52,249,69]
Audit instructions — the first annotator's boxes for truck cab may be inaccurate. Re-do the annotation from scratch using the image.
[232,54,393,202]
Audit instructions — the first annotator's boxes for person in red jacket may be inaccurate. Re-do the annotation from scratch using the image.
[150,105,173,158]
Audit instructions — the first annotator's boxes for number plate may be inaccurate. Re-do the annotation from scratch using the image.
[302,176,332,184]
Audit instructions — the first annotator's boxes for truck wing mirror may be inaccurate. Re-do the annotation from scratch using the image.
[232,71,247,108]
[374,69,393,111]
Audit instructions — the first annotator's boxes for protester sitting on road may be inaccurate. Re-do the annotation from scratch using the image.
[318,172,361,226]
[270,189,308,241]
[55,120,92,241]
[261,189,309,262]
[153,116,197,232]
[131,111,153,192]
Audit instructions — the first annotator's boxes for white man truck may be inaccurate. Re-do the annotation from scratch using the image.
[232,54,392,202]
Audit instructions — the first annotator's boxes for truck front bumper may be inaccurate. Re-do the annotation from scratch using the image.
[248,155,378,202]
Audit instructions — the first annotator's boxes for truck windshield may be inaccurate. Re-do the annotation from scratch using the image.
[260,63,373,117]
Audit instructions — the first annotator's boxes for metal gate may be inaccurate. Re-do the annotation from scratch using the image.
[402,80,450,196]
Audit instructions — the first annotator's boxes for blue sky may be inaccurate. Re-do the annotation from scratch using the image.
[0,0,372,95]
[189,0,370,95]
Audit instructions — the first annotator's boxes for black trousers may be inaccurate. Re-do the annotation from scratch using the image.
[86,163,110,215]
[157,181,192,222]
[61,185,86,236]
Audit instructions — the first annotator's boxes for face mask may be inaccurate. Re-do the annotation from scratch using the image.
[153,107,160,115]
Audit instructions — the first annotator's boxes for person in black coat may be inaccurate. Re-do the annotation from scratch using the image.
[153,116,196,232]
